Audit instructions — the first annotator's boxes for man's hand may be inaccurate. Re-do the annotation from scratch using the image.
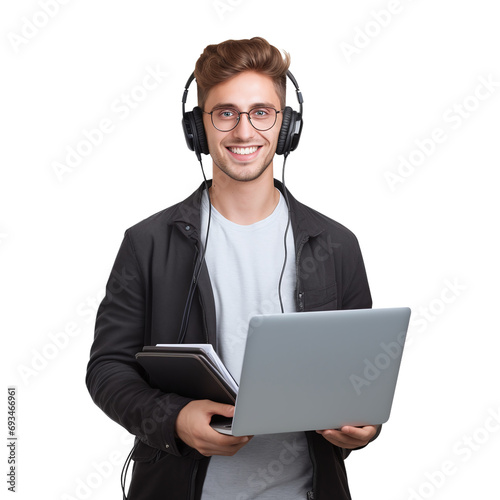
[316,425,379,449]
[175,399,252,457]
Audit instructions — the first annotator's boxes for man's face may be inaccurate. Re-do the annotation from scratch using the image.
[202,71,283,183]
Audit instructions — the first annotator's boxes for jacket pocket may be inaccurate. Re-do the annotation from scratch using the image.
[131,439,167,464]
[303,283,337,311]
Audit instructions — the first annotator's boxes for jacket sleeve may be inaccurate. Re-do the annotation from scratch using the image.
[85,230,200,458]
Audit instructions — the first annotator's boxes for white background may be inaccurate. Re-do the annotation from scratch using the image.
[2,0,499,499]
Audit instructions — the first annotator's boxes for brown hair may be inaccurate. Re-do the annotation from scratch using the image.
[194,37,291,109]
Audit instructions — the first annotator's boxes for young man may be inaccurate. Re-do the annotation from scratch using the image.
[86,37,379,499]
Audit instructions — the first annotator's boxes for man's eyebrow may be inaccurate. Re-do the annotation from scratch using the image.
[210,103,238,110]
[210,102,278,110]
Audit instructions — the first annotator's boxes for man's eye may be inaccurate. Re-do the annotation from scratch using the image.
[218,109,237,119]
[251,108,271,118]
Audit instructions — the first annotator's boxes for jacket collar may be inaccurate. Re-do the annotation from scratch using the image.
[171,179,325,240]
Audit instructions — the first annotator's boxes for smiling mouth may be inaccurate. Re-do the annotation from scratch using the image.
[227,146,260,155]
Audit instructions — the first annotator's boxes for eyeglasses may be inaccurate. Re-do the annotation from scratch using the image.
[203,106,283,132]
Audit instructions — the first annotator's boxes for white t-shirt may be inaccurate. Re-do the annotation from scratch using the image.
[200,189,312,500]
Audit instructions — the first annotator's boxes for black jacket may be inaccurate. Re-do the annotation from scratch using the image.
[86,180,375,500]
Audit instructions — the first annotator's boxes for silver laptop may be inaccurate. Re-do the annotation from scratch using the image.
[211,307,411,436]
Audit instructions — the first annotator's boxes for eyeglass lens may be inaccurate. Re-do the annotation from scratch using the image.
[211,107,278,131]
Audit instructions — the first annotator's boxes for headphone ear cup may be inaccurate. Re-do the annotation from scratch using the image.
[182,106,209,158]
[192,106,209,155]
[182,111,196,152]
[277,107,302,156]
[289,110,302,153]
[276,106,293,156]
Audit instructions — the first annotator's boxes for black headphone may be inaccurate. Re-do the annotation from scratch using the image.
[182,70,304,160]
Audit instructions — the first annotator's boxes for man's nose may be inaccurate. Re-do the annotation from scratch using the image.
[232,112,255,138]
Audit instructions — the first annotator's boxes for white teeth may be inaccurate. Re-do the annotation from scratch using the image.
[229,146,258,155]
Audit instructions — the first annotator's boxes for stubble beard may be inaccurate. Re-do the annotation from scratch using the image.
[212,153,275,183]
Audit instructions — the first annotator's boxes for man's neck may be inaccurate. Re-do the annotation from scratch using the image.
[209,167,279,225]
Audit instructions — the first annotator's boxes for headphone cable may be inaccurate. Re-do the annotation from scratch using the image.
[120,439,138,499]
[278,152,291,314]
[178,158,212,344]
